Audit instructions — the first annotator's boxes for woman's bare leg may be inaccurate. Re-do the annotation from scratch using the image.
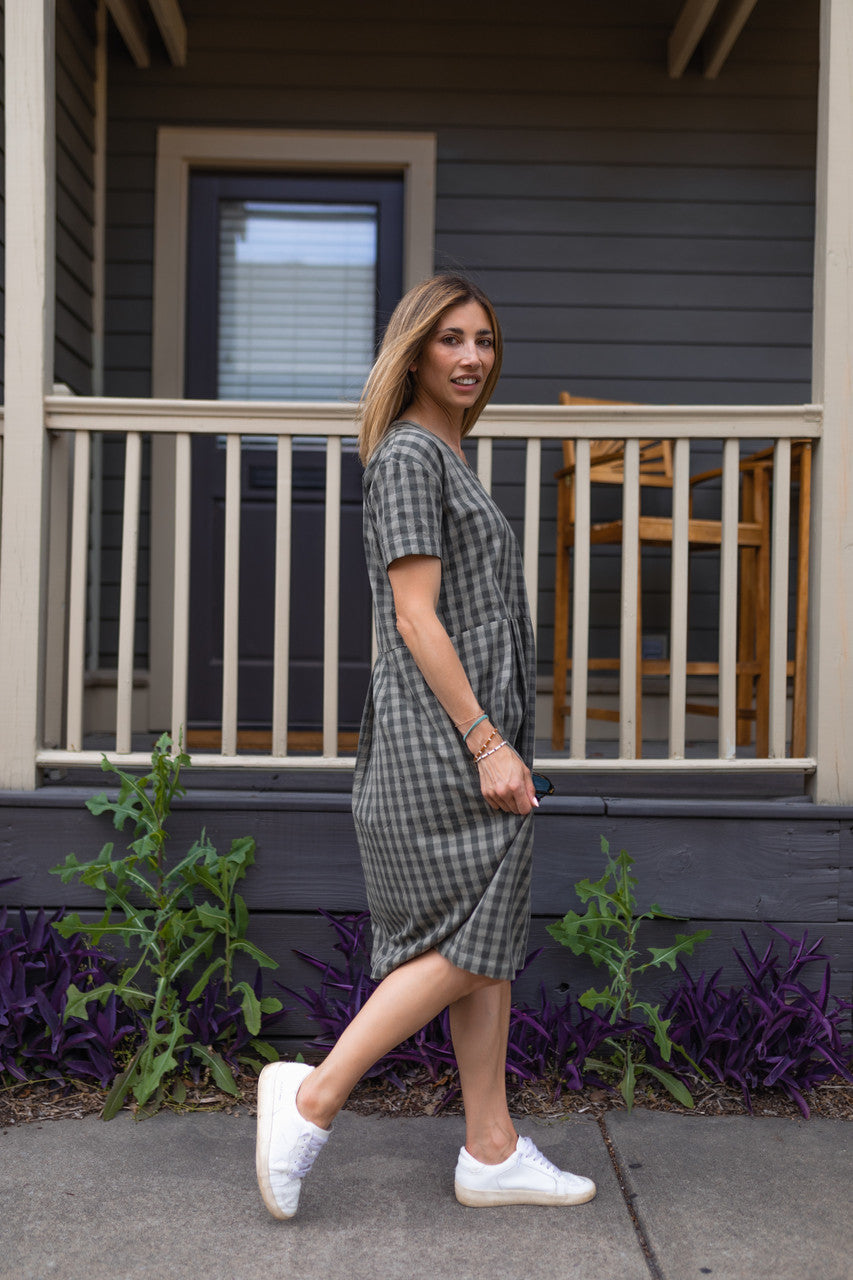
[296,949,496,1130]
[449,980,517,1164]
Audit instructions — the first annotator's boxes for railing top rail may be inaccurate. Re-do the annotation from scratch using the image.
[34,748,816,774]
[44,395,823,441]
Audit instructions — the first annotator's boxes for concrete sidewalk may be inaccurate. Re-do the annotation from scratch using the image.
[0,1108,850,1280]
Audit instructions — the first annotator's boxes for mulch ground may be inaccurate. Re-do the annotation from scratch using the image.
[2,1067,852,1128]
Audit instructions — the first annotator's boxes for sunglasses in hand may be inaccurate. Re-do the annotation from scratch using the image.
[532,772,555,800]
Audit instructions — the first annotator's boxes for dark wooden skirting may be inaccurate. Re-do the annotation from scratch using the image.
[36,759,812,800]
[2,784,851,1049]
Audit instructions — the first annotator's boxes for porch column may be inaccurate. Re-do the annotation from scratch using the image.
[809,0,853,803]
[0,0,55,788]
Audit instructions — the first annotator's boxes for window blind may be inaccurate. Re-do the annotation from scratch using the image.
[217,201,378,402]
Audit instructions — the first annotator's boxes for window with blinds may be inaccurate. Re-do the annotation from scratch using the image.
[217,201,379,402]
[184,171,403,729]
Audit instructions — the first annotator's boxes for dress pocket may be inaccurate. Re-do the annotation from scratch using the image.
[450,616,526,748]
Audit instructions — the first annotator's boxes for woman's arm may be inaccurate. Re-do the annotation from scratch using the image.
[387,554,537,816]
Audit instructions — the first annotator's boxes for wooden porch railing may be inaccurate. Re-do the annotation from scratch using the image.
[34,396,821,776]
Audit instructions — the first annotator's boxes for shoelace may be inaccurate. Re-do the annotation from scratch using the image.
[290,1130,325,1178]
[516,1135,562,1177]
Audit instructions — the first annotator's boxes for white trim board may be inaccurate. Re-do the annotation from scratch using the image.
[151,126,437,399]
[147,127,436,729]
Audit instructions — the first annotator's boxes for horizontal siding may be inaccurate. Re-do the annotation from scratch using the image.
[104,0,818,403]
[55,0,96,395]
[0,2,4,401]
[100,0,817,681]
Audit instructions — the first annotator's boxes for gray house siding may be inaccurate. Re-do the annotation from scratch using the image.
[97,0,817,679]
[0,0,95,404]
[104,0,816,402]
[0,3,4,401]
[55,0,96,395]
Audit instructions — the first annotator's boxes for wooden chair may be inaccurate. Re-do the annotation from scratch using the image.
[688,440,811,757]
[551,392,772,753]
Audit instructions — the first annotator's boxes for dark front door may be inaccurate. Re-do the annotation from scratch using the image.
[184,170,404,734]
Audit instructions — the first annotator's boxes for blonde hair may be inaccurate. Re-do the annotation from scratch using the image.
[357,274,503,464]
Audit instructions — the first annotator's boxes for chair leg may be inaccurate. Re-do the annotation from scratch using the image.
[753,467,771,756]
[791,443,811,757]
[552,491,570,750]
[635,551,643,756]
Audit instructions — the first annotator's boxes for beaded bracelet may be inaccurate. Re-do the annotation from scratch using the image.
[461,713,489,742]
[474,739,509,763]
[470,727,499,756]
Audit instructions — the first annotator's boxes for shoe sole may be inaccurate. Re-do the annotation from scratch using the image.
[255,1063,295,1220]
[454,1180,597,1207]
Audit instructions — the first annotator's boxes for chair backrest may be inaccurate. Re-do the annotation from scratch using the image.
[558,391,672,494]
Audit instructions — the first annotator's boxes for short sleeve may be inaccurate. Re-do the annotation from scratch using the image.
[366,439,444,568]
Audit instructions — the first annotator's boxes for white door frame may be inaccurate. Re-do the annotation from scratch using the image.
[148,128,436,729]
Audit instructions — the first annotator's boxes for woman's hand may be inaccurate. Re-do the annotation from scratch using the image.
[385,556,536,816]
[475,743,538,816]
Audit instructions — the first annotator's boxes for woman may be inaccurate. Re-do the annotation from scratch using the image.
[256,274,596,1219]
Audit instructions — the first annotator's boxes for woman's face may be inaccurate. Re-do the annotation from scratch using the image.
[410,299,496,419]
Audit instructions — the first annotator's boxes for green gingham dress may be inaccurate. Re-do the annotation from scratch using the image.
[352,422,536,981]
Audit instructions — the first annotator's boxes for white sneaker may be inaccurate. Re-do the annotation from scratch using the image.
[454,1134,597,1207]
[255,1062,330,1219]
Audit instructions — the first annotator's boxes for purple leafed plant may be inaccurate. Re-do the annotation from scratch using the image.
[0,906,139,1086]
[177,967,284,1080]
[659,926,853,1117]
[282,910,616,1097]
[506,989,617,1094]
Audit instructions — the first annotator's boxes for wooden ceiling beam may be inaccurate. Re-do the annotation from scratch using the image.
[703,0,760,79]
[105,0,150,69]
[147,0,187,67]
[668,0,721,78]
